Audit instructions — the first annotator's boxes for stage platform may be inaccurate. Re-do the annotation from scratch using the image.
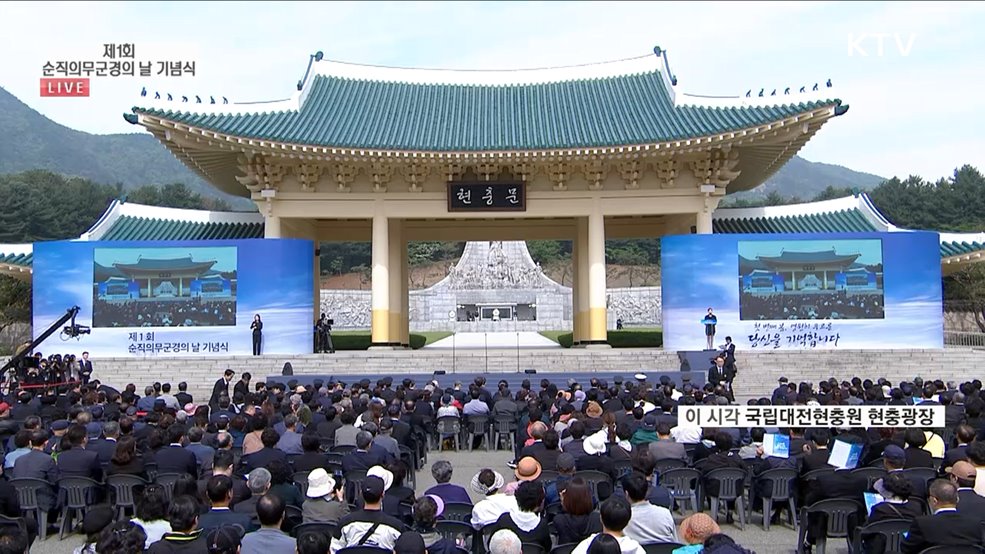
[78,347,982,404]
[266,371,706,392]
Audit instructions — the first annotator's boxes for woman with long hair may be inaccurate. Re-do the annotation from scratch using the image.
[250,314,262,355]
[553,478,602,545]
[106,435,145,478]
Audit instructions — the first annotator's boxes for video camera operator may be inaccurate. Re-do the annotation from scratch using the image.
[314,313,335,354]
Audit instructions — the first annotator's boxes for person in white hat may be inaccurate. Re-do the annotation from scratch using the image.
[469,469,517,530]
[301,468,349,524]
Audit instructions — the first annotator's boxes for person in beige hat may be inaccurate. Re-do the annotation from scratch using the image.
[678,513,720,552]
[504,457,542,495]
[947,460,985,514]
[301,468,348,524]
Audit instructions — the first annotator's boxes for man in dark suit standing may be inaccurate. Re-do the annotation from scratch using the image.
[902,479,982,553]
[234,372,252,400]
[209,369,235,411]
[79,351,93,386]
[721,336,736,375]
[155,426,198,477]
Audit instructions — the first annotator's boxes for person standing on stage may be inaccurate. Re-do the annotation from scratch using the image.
[80,351,93,386]
[703,308,717,350]
[209,369,235,411]
[315,314,335,354]
[251,314,263,356]
[721,336,736,374]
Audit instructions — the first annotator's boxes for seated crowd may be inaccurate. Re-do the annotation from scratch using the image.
[0,370,978,554]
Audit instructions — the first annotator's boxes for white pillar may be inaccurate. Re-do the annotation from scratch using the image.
[371,211,390,346]
[400,238,410,347]
[587,202,608,345]
[264,214,281,238]
[388,220,403,347]
[574,217,590,345]
[695,210,713,234]
[571,226,581,345]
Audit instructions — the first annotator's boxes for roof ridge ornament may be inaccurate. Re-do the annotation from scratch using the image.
[652,46,677,86]
[297,51,325,91]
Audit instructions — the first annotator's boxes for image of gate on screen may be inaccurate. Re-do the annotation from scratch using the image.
[737,239,884,321]
[92,246,237,327]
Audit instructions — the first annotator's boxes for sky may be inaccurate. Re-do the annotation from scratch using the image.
[93,246,237,272]
[2,1,984,182]
[737,239,883,265]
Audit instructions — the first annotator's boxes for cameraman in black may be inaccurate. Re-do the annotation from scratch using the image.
[315,313,335,354]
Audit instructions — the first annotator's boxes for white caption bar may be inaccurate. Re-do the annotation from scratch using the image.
[678,405,944,428]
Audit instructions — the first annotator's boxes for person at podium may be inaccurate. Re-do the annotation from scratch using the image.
[702,308,717,350]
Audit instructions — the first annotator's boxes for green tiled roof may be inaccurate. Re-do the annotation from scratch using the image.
[0,252,32,267]
[100,216,263,241]
[133,72,842,151]
[714,209,878,234]
[941,241,985,258]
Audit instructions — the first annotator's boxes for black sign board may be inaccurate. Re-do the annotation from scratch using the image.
[447,182,526,212]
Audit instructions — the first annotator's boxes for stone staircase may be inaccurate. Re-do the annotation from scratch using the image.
[87,347,983,403]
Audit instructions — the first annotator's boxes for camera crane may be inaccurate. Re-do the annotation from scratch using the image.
[0,306,89,391]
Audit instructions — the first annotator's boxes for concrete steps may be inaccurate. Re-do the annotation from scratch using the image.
[84,347,984,403]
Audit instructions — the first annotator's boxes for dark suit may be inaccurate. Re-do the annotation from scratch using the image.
[649,440,688,462]
[12,449,58,510]
[722,343,736,371]
[87,438,118,466]
[903,447,934,469]
[292,452,330,474]
[198,476,251,508]
[956,488,985,521]
[237,447,288,476]
[901,510,983,553]
[696,452,746,497]
[942,445,969,470]
[341,448,389,474]
[945,404,966,429]
[79,360,93,385]
[175,392,193,408]
[868,499,924,523]
[708,365,728,387]
[800,449,835,474]
[209,377,231,409]
[57,447,102,481]
[197,507,255,532]
[155,445,198,477]
[233,380,250,400]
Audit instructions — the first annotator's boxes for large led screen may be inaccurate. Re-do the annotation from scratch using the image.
[34,239,314,356]
[662,232,942,350]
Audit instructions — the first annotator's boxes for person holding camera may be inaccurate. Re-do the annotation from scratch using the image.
[315,313,335,354]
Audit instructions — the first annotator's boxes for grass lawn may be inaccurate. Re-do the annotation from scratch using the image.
[331,330,453,349]
[540,327,663,348]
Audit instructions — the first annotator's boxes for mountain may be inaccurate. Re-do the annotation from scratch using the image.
[727,155,886,202]
[0,86,880,208]
[0,86,253,210]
